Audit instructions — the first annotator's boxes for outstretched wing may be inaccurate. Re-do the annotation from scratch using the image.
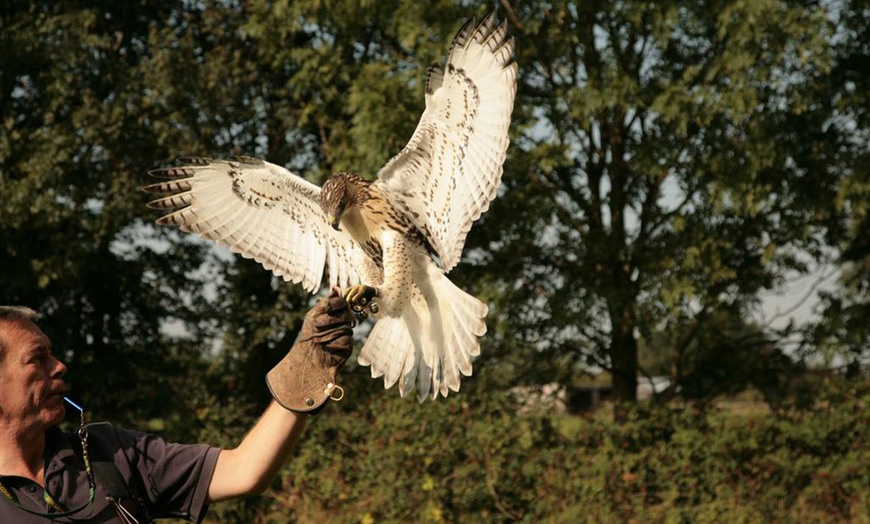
[143,157,363,292]
[374,12,517,272]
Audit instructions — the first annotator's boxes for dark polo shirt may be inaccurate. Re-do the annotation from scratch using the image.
[0,423,220,523]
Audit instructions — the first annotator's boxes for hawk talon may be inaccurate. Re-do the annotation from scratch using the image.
[345,285,379,321]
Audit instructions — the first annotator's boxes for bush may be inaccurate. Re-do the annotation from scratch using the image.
[199,379,869,523]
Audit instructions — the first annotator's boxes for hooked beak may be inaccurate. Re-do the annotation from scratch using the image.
[327,213,341,231]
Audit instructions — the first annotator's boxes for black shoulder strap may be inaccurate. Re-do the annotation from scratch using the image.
[84,423,153,524]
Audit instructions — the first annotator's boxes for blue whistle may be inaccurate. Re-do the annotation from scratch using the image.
[63,396,85,414]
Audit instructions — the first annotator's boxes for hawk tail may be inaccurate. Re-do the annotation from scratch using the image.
[358,267,487,401]
[421,268,487,400]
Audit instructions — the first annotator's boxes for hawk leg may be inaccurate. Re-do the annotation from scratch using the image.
[344,285,380,320]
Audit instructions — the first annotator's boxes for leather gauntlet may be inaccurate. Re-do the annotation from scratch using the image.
[267,290,354,413]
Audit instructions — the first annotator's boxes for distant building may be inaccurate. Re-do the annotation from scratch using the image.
[565,383,613,412]
[512,383,568,414]
[637,376,671,400]
[514,374,672,414]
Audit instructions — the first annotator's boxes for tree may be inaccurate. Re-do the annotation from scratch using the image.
[471,1,845,402]
[0,0,493,426]
[2,0,863,423]
[806,0,870,376]
[640,310,803,404]
[0,0,225,427]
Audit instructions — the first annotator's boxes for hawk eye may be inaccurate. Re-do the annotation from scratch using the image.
[339,197,347,208]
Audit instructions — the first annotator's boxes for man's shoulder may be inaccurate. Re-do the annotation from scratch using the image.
[48,422,150,459]
[83,421,138,442]
[83,422,127,455]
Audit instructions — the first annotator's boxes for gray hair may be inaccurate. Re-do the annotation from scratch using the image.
[0,306,39,323]
[0,307,40,355]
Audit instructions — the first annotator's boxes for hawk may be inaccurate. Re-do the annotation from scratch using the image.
[144,13,517,401]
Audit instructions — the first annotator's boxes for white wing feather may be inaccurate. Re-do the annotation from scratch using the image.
[144,157,363,292]
[375,12,517,271]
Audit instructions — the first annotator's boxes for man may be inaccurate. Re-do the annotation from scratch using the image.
[0,292,354,523]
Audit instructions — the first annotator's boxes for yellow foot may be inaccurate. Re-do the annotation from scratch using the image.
[344,285,380,320]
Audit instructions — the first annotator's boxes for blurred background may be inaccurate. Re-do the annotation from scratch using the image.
[1,1,867,522]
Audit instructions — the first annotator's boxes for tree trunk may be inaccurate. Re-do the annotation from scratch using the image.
[610,306,637,422]
[610,308,638,402]
[610,310,638,422]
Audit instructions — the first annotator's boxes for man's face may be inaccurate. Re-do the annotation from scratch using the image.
[0,319,67,433]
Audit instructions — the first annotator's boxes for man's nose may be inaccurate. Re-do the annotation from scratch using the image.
[50,356,67,378]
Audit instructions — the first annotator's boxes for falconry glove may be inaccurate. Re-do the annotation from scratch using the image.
[267,289,354,413]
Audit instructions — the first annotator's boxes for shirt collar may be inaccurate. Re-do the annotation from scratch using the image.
[0,426,74,486]
[44,426,77,477]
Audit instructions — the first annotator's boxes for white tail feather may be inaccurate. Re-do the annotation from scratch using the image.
[357,265,487,401]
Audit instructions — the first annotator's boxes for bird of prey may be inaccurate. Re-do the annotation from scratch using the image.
[144,12,517,401]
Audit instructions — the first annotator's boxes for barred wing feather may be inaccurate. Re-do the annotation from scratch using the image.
[375,12,517,272]
[144,157,362,292]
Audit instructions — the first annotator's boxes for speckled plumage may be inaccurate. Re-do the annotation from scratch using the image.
[144,13,517,400]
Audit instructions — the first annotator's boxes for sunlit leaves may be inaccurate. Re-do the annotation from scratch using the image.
[466,0,851,399]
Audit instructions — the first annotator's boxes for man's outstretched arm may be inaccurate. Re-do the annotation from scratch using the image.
[207,403,307,502]
[206,291,354,503]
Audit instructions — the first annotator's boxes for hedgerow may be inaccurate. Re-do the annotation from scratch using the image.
[202,379,869,523]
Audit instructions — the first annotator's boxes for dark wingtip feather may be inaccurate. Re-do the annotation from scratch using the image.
[425,63,445,94]
[148,166,198,179]
[176,156,212,166]
[140,180,192,194]
[448,16,477,55]
[228,155,264,166]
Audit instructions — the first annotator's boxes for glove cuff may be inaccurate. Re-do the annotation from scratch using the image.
[266,344,346,413]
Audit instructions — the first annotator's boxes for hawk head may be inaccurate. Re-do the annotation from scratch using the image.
[320,172,367,231]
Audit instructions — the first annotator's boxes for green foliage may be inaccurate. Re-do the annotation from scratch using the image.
[470,0,853,400]
[1,0,864,416]
[0,0,223,425]
[192,381,870,523]
[0,0,483,421]
[805,0,870,372]
[639,309,805,404]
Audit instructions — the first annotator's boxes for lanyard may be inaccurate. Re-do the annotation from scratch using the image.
[0,397,97,520]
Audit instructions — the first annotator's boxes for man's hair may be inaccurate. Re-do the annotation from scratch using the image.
[0,306,39,354]
[0,306,39,323]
